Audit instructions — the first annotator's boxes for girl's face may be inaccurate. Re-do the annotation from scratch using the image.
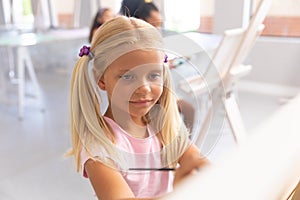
[98,50,164,125]
[146,10,162,28]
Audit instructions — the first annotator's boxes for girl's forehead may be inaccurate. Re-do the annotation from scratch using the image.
[116,64,163,74]
[108,50,164,70]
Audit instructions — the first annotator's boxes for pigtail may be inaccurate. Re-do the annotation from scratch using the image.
[69,56,95,171]
[69,56,108,171]
[157,64,191,168]
[69,53,127,172]
[68,56,87,171]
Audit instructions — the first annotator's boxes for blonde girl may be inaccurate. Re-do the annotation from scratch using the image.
[68,16,208,199]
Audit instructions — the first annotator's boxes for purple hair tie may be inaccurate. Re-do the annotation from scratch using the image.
[164,54,168,63]
[79,45,93,58]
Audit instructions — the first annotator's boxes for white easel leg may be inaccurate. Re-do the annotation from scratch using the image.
[224,92,247,144]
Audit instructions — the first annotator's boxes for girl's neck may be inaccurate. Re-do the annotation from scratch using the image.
[104,108,148,139]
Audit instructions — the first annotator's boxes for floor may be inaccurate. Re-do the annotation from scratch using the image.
[0,68,95,199]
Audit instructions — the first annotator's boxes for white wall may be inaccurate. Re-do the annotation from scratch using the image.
[52,0,74,14]
[213,0,251,34]
[255,0,300,16]
[246,37,300,87]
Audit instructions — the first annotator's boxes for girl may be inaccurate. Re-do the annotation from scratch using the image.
[69,16,209,199]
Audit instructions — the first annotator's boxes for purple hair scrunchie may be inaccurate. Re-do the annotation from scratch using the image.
[164,54,168,63]
[79,45,91,57]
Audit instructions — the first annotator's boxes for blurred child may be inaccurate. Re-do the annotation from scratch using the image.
[88,7,114,43]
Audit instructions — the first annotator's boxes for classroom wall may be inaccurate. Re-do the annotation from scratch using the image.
[213,0,251,34]
[244,37,300,94]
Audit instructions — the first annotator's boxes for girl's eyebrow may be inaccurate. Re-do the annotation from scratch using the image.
[117,69,131,73]
[151,69,163,72]
[117,65,163,73]
[118,68,129,71]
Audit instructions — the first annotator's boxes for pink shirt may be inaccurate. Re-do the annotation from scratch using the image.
[81,116,174,198]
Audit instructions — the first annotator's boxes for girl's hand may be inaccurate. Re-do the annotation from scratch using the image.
[173,145,210,187]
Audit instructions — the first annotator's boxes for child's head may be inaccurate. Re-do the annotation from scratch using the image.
[90,16,172,125]
[119,0,145,17]
[70,16,189,170]
[89,7,114,43]
[119,0,162,28]
[135,2,162,28]
[98,49,164,126]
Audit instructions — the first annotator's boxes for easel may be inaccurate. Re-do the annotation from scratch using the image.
[180,0,273,146]
[287,181,300,200]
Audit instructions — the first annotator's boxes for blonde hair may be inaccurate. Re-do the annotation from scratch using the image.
[68,16,190,172]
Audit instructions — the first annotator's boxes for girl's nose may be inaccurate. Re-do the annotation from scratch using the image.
[135,81,151,94]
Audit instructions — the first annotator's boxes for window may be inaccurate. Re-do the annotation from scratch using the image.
[21,0,34,26]
[198,0,215,33]
[15,0,33,28]
[255,0,300,37]
[163,0,201,32]
[161,0,214,33]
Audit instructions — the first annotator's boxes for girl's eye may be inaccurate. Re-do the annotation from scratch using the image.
[120,74,135,81]
[148,73,161,80]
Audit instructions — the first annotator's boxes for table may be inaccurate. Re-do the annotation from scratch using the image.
[0,28,88,119]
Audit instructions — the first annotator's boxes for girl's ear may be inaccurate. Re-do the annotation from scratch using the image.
[98,77,106,90]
